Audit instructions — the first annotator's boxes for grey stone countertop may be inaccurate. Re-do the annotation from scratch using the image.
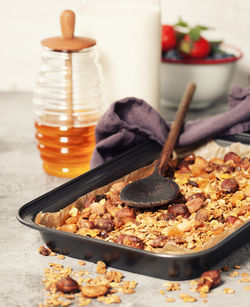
[0,92,249,307]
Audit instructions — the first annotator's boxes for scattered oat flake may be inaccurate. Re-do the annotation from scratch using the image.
[105,270,124,283]
[121,280,138,290]
[78,261,86,266]
[229,270,239,277]
[57,255,65,260]
[234,265,241,269]
[121,288,135,294]
[244,285,250,291]
[241,272,249,277]
[159,289,165,295]
[77,270,90,276]
[78,297,92,306]
[189,280,198,286]
[199,292,208,298]
[238,277,250,282]
[223,288,235,294]
[97,294,121,304]
[166,297,176,303]
[60,293,75,300]
[96,261,107,274]
[180,293,197,302]
[202,299,208,303]
[164,281,181,291]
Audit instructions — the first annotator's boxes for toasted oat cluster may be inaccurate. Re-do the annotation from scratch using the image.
[39,259,137,306]
[56,151,250,252]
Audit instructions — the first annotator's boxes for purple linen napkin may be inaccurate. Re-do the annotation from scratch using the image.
[90,86,250,168]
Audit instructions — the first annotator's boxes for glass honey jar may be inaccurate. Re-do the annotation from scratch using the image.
[33,10,103,178]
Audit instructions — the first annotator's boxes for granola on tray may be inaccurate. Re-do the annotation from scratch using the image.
[35,141,250,254]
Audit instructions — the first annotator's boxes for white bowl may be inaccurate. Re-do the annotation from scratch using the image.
[160,44,243,110]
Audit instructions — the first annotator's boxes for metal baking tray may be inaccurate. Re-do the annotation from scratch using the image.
[17,133,250,280]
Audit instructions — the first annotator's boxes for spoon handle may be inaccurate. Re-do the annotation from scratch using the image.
[157,82,196,176]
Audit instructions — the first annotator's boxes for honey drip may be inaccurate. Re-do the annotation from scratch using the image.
[35,122,96,178]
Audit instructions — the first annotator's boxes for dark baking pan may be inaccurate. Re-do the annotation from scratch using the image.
[17,134,250,280]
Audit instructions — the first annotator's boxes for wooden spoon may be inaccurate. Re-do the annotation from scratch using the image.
[120,82,196,208]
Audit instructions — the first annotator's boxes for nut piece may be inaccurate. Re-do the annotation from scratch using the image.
[108,182,127,205]
[186,194,205,214]
[56,276,80,293]
[195,209,209,222]
[82,195,95,209]
[105,201,120,217]
[168,203,190,217]
[224,152,240,164]
[184,153,196,164]
[78,219,95,229]
[115,234,144,249]
[221,178,239,193]
[114,207,136,227]
[90,202,106,216]
[81,284,109,298]
[115,207,136,220]
[196,270,221,293]
[150,235,168,248]
[240,157,250,170]
[95,218,114,232]
[38,245,51,256]
[225,216,242,225]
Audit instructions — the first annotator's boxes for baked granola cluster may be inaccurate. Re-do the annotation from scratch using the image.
[56,151,250,252]
[38,255,137,307]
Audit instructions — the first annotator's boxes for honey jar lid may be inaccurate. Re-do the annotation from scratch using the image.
[41,10,96,51]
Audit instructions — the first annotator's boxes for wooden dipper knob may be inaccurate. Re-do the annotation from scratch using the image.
[41,9,96,51]
[60,10,75,39]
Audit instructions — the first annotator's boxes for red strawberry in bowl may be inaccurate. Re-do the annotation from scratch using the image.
[180,34,210,59]
[161,25,177,52]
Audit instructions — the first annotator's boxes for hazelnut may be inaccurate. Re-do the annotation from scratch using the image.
[196,270,221,293]
[38,245,51,256]
[168,203,190,217]
[115,234,144,249]
[221,178,239,193]
[186,195,205,214]
[224,152,240,164]
[150,235,168,248]
[56,276,80,293]
[95,218,115,232]
[225,216,242,225]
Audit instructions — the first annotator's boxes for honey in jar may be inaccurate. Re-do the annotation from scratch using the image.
[33,10,103,178]
[35,123,97,178]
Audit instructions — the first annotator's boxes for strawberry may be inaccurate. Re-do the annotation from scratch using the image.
[161,25,177,52]
[180,34,210,59]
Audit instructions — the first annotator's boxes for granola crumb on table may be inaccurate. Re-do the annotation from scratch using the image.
[38,246,249,305]
[38,255,138,306]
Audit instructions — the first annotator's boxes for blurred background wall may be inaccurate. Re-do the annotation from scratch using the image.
[0,0,249,92]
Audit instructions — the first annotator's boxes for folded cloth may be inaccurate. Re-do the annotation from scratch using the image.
[90,86,250,168]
